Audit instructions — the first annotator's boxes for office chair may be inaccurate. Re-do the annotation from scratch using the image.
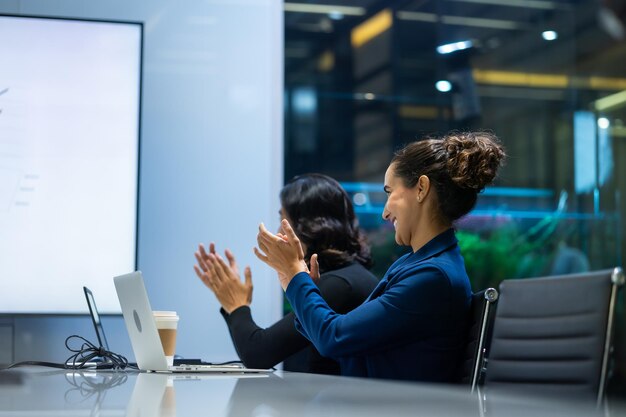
[483,267,624,404]
[456,288,499,392]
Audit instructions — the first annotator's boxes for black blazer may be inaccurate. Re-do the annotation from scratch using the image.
[220,262,378,374]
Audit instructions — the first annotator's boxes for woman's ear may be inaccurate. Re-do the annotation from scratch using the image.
[416,175,430,202]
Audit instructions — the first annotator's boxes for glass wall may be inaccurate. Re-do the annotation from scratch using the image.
[284,0,626,390]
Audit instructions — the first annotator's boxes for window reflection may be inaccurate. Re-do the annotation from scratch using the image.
[284,0,624,284]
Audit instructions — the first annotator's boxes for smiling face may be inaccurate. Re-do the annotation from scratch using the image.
[382,164,421,248]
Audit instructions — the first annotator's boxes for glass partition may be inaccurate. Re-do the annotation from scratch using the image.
[284,0,625,390]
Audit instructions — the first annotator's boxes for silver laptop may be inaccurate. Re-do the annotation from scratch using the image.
[114,271,272,374]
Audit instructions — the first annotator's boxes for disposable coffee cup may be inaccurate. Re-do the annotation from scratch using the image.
[153,311,179,367]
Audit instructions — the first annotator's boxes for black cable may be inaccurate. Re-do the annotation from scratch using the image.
[0,334,268,372]
[64,335,132,370]
[1,361,68,370]
[0,335,137,371]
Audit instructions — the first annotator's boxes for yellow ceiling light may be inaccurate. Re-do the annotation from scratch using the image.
[351,9,393,48]
[588,76,626,91]
[473,70,626,91]
[473,69,568,88]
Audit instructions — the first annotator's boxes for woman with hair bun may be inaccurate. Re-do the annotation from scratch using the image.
[194,173,378,374]
[254,131,506,382]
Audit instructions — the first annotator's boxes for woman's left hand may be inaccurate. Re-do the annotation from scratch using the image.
[254,219,315,290]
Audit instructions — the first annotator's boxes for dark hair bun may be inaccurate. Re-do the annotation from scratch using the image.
[443,131,505,191]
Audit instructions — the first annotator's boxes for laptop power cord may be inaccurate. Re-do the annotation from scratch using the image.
[0,335,137,371]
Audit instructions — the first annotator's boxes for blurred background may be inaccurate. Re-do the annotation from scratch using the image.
[282,0,626,391]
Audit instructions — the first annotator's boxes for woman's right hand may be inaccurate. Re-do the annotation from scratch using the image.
[194,243,253,313]
[194,243,224,289]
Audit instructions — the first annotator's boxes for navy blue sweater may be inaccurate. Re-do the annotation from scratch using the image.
[285,228,471,381]
[221,262,378,373]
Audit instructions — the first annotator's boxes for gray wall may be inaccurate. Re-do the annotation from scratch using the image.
[0,0,283,365]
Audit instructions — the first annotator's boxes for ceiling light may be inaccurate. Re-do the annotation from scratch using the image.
[448,0,564,10]
[598,117,610,129]
[436,40,473,54]
[594,90,626,112]
[364,93,376,100]
[328,11,344,20]
[436,80,453,92]
[397,11,522,30]
[353,193,367,206]
[542,30,558,41]
[284,3,365,16]
[293,88,317,114]
[351,9,392,48]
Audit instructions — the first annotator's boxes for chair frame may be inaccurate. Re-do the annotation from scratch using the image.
[597,267,625,404]
[470,287,499,393]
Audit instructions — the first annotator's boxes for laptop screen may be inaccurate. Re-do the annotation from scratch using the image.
[83,286,110,350]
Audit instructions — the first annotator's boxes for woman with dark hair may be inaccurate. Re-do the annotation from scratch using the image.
[254,131,506,382]
[279,173,372,272]
[193,173,378,374]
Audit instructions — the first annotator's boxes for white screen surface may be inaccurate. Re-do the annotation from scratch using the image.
[0,16,141,313]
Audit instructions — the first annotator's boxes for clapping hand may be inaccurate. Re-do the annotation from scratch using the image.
[254,219,320,290]
[194,243,253,314]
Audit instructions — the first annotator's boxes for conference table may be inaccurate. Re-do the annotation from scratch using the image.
[0,367,621,416]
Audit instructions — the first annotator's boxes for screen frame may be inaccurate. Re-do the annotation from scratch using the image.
[83,286,110,349]
[0,13,143,316]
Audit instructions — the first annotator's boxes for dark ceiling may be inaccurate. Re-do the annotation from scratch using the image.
[284,0,626,81]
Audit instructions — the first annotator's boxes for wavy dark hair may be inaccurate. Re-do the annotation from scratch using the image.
[280,174,372,273]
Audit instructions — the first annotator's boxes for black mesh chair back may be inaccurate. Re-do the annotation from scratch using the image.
[484,267,624,403]
[456,288,498,392]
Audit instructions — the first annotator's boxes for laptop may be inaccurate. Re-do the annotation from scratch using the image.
[114,271,272,374]
[66,286,112,368]
[83,284,210,369]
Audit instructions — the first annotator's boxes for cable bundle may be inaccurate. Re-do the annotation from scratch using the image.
[0,335,134,371]
[64,335,130,370]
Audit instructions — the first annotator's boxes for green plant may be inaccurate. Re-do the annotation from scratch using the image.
[457,226,536,290]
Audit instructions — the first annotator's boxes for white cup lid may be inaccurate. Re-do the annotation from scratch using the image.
[153,311,178,316]
[153,311,179,322]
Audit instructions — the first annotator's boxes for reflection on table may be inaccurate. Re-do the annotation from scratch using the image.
[0,367,622,417]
